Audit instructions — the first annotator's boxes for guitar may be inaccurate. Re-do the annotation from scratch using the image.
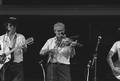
[112,61,120,80]
[0,37,34,69]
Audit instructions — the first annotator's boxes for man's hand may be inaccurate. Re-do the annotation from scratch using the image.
[2,53,6,58]
[48,49,56,54]
[112,67,120,73]
[0,53,6,64]
[21,44,27,53]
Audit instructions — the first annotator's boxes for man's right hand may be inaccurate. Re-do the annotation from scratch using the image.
[48,49,56,54]
[0,53,6,64]
[112,67,120,74]
[2,53,6,57]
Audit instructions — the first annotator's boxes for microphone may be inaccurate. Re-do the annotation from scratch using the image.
[98,36,102,39]
[61,33,66,38]
[87,60,92,67]
[6,29,10,34]
[98,36,102,43]
[39,60,43,64]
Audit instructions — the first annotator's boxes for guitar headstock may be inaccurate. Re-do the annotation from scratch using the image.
[26,37,34,45]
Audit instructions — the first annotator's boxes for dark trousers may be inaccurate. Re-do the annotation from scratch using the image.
[5,62,23,81]
[47,63,71,81]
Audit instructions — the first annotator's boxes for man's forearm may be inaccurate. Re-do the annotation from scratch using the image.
[107,56,114,69]
[40,50,48,55]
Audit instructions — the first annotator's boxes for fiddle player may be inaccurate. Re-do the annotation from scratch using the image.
[39,22,78,81]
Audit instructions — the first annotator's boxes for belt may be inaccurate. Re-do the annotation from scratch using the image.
[52,62,68,65]
[13,61,23,64]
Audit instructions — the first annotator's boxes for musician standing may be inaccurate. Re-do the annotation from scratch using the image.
[39,22,77,81]
[107,39,120,80]
[0,17,27,81]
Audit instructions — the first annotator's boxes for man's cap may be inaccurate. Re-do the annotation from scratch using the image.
[4,17,17,28]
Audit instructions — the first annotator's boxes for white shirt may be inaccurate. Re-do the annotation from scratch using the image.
[0,33,26,63]
[40,37,75,65]
[110,41,120,59]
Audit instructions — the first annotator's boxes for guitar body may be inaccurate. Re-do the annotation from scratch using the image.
[113,61,120,80]
[0,37,33,69]
[0,47,11,69]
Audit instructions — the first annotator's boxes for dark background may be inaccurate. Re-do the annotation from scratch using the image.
[2,0,120,5]
[0,15,120,81]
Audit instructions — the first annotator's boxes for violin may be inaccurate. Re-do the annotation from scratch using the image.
[60,38,81,47]
[56,35,82,47]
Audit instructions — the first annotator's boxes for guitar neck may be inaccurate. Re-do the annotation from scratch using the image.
[5,37,33,56]
[6,46,21,56]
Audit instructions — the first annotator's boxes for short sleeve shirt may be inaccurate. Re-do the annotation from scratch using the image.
[110,41,120,58]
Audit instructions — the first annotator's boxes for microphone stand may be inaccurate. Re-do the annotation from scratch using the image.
[92,37,101,81]
[39,60,46,81]
[87,60,91,81]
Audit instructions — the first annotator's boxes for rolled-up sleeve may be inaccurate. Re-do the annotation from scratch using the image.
[16,34,27,51]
